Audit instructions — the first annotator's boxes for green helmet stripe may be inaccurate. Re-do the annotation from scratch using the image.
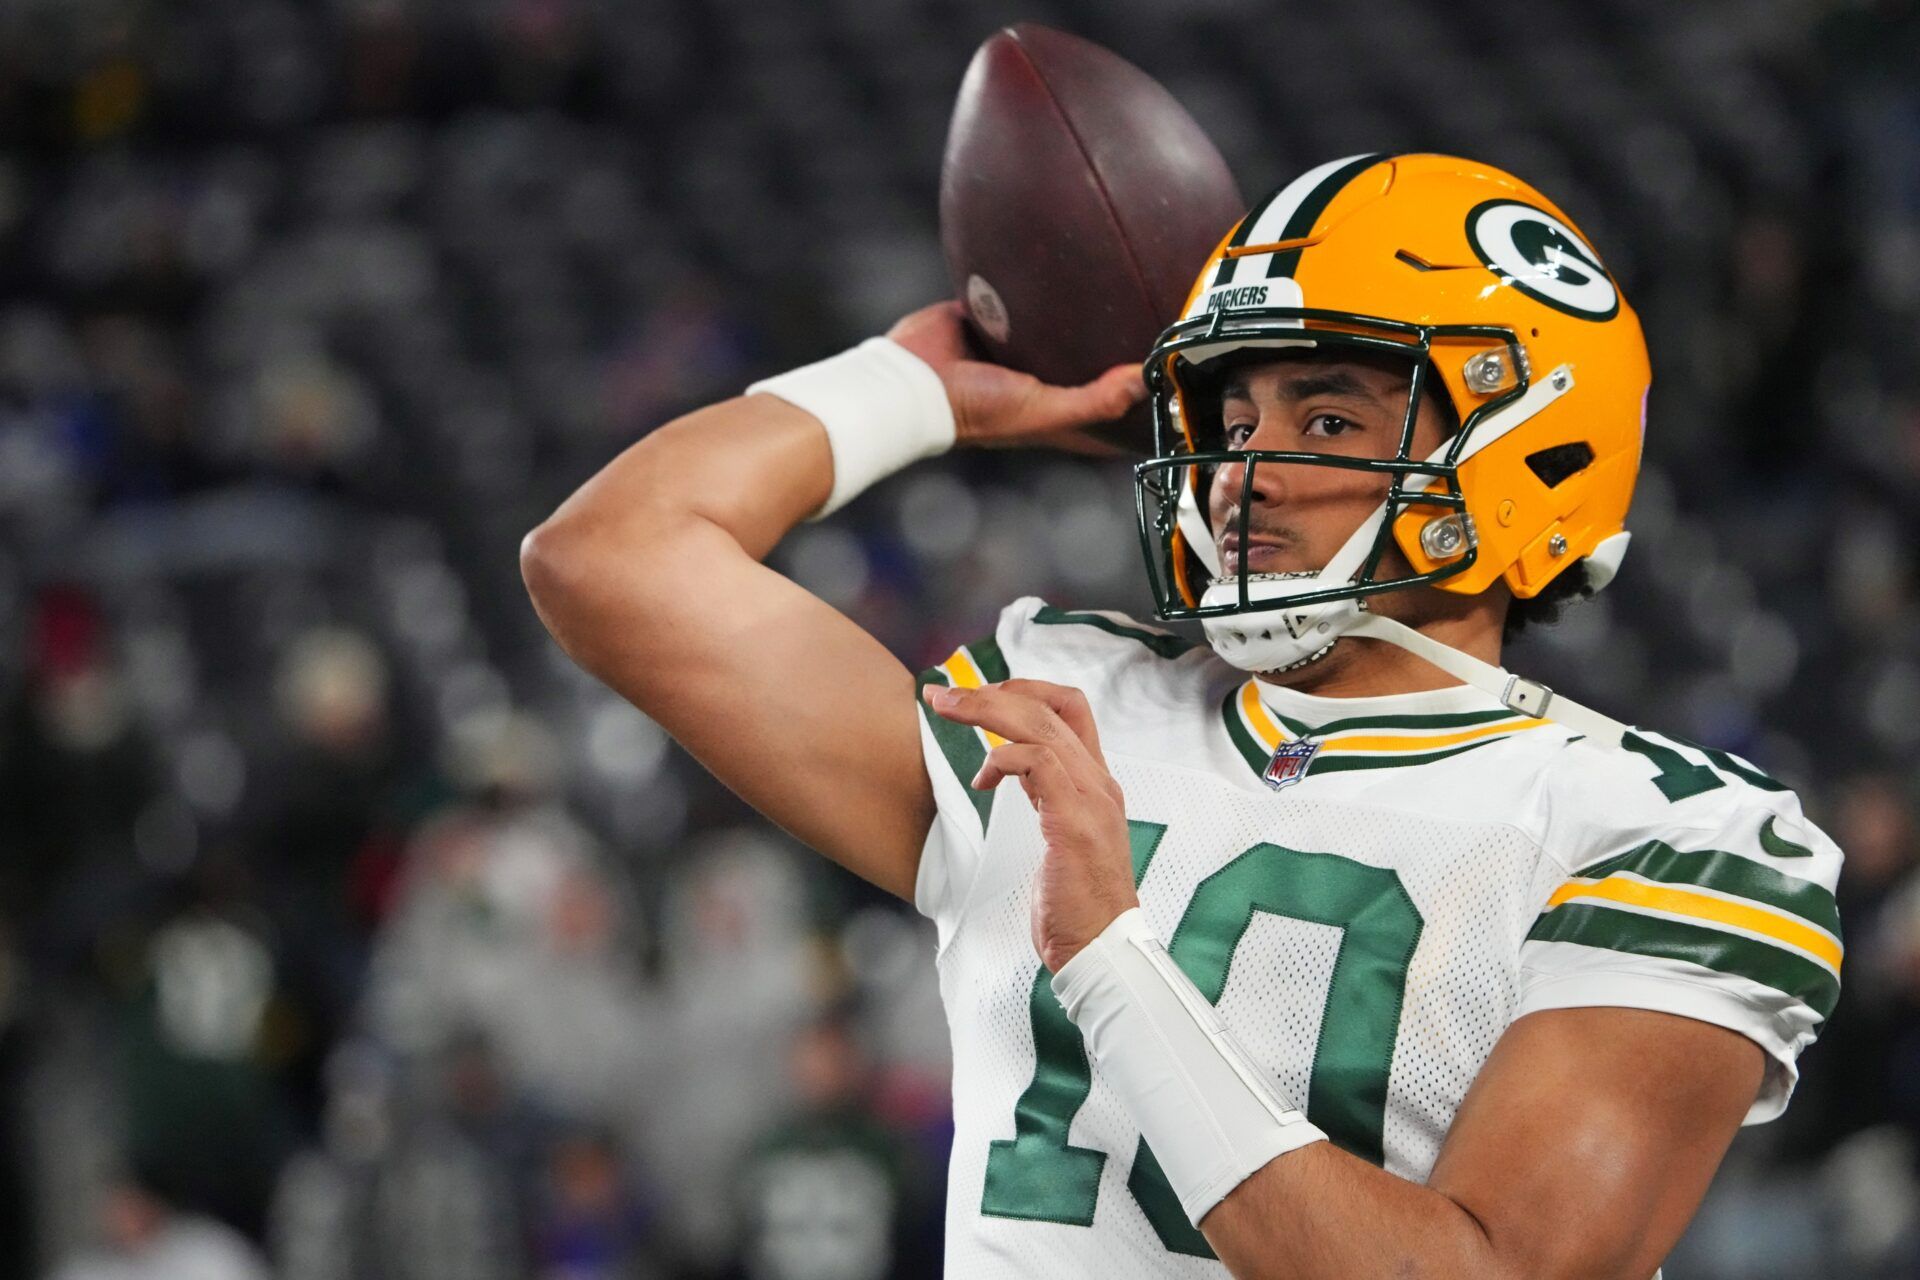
[1209,152,1387,289]
[1264,152,1388,279]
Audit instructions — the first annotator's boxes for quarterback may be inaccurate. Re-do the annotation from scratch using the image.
[522,154,1842,1278]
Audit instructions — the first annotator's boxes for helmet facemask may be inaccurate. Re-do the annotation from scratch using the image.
[1134,306,1536,674]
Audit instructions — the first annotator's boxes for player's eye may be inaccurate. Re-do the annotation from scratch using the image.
[1303,413,1359,439]
[1223,420,1256,448]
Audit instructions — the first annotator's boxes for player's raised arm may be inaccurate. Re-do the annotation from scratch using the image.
[518,302,1141,900]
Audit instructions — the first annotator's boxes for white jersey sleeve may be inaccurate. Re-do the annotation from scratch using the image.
[912,596,1212,947]
[1516,729,1843,1123]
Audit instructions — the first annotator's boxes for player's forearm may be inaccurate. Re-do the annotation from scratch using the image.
[528,392,830,576]
[1043,909,1652,1280]
[521,395,831,656]
[518,389,937,900]
[1201,1143,1511,1280]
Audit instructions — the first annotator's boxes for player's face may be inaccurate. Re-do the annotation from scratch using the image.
[1206,353,1449,578]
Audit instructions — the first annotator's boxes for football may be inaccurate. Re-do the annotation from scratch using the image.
[939,24,1245,452]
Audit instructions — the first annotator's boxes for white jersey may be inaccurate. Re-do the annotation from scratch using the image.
[914,597,1842,1277]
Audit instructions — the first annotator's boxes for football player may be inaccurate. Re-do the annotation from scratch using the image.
[522,154,1842,1278]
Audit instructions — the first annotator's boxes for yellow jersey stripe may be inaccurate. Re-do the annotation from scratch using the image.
[1322,718,1548,754]
[1237,681,1541,756]
[1547,876,1842,973]
[942,647,1007,748]
[1239,681,1287,749]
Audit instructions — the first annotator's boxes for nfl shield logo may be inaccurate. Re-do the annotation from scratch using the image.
[1263,739,1321,791]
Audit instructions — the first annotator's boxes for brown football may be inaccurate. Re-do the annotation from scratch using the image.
[939,24,1245,452]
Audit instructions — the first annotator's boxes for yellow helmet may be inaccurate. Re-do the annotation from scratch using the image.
[1135,152,1650,675]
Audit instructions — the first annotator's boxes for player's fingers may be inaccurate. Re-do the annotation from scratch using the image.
[998,679,1105,765]
[922,683,1101,778]
[1023,364,1147,432]
[972,741,1077,796]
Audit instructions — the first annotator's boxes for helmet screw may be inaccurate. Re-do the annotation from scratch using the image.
[1548,533,1568,557]
[1420,513,1477,560]
[1463,351,1506,394]
[1550,369,1571,392]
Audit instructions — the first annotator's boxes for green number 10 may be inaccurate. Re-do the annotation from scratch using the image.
[980,822,1425,1258]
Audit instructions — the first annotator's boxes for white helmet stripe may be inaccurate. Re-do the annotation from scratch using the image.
[1207,153,1384,296]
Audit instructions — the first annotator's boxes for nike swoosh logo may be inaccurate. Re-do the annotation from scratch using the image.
[1759,815,1813,858]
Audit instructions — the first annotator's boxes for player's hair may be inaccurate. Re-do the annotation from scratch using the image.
[1503,561,1593,641]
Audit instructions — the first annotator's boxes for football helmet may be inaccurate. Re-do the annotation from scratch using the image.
[1134,153,1649,689]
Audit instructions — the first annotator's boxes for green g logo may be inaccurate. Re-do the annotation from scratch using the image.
[1466,200,1619,320]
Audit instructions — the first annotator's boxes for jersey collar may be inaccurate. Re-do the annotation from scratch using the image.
[1221,677,1551,782]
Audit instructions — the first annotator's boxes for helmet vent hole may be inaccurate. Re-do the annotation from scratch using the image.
[1525,442,1595,488]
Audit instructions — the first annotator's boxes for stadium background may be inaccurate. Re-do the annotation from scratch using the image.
[1,0,1916,1276]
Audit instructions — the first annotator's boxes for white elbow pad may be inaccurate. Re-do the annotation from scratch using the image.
[1053,908,1329,1226]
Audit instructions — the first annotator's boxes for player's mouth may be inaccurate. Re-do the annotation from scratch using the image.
[1217,533,1300,576]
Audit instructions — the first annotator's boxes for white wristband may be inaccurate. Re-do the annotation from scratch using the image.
[746,337,956,519]
[1053,908,1328,1227]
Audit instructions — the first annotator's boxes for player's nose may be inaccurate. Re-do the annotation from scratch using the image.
[1214,439,1289,511]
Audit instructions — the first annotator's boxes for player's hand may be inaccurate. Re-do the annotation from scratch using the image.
[921,677,1137,971]
[888,301,1144,455]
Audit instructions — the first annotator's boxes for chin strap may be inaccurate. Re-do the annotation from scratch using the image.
[1344,612,1628,749]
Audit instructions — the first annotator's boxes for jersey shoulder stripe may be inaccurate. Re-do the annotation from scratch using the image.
[1528,838,1842,1019]
[1567,840,1842,938]
[1029,604,1197,659]
[918,636,1010,833]
[1528,902,1839,1020]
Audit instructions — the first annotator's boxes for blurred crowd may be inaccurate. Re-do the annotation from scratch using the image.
[0,0,1917,1277]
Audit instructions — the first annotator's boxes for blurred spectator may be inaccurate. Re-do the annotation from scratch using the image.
[1811,774,1920,1146]
[651,832,817,1268]
[733,1012,933,1280]
[365,708,655,1119]
[533,1127,662,1280]
[270,1034,526,1280]
[117,900,294,1237]
[48,1175,271,1280]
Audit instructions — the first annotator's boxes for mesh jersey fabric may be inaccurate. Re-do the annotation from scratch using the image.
[913,597,1842,1278]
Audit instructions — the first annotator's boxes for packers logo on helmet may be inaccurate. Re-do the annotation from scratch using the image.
[1464,200,1619,321]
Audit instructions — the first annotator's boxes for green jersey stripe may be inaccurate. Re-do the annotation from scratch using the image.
[917,666,992,831]
[1259,706,1528,744]
[1266,706,1523,739]
[1307,741,1493,774]
[1031,606,1196,659]
[1220,688,1272,776]
[970,636,1011,684]
[1528,901,1839,1020]
[1216,693,1513,780]
[1264,706,1315,738]
[1573,841,1841,939]
[1306,707,1523,736]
